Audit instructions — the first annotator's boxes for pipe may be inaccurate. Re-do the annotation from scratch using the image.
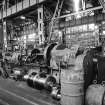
[56,6,102,19]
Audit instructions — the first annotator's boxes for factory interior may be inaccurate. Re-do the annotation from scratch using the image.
[0,0,105,105]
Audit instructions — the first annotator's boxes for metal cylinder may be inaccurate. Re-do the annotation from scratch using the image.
[86,84,105,105]
[61,68,84,105]
[33,73,47,89]
[33,72,56,91]
[27,71,37,87]
[60,52,85,105]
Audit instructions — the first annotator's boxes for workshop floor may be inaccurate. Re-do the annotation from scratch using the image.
[0,77,60,105]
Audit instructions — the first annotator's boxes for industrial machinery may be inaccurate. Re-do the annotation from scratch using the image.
[44,43,57,66]
[27,71,37,87]
[4,52,12,62]
[25,48,44,64]
[27,71,56,91]
[9,67,26,81]
[83,46,102,92]
[51,85,61,100]
[23,69,38,81]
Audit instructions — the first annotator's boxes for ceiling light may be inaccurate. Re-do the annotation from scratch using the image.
[20,16,26,20]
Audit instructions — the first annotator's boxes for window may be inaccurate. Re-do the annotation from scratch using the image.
[39,12,42,19]
[40,23,42,31]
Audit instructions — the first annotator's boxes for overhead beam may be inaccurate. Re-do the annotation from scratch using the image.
[56,6,103,19]
[56,12,105,29]
[0,0,45,20]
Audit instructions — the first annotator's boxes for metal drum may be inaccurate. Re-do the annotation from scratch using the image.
[24,70,38,81]
[33,73,47,89]
[61,53,85,105]
[86,84,105,105]
[33,72,56,91]
[61,69,84,105]
[27,71,37,87]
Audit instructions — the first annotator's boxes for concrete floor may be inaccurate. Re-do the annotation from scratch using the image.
[0,77,60,105]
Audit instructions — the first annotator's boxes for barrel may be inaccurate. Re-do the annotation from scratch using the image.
[61,69,84,105]
[86,84,105,105]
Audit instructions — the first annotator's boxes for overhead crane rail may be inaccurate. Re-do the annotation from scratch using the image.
[48,0,104,43]
[56,6,103,19]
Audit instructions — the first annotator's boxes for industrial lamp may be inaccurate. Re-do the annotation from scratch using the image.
[20,16,26,20]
